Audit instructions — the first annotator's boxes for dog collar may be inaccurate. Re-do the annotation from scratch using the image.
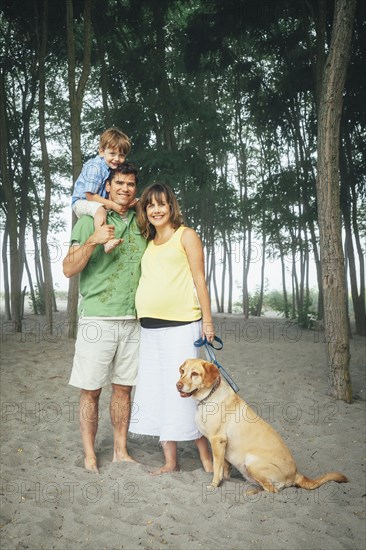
[197,376,221,406]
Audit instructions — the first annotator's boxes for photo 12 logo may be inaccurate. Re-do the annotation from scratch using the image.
[201,481,343,505]
[1,480,140,505]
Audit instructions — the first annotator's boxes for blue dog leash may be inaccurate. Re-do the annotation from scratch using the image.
[194,336,239,393]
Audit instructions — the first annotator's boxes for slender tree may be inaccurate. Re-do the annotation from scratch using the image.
[0,69,22,330]
[34,0,54,333]
[316,0,356,403]
[65,0,93,338]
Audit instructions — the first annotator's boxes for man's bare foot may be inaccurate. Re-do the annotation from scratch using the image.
[104,238,122,253]
[84,456,98,472]
[150,463,180,476]
[112,451,138,464]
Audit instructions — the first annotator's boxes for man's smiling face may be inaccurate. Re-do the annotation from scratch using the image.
[106,173,137,207]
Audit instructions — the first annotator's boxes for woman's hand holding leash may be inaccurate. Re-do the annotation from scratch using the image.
[202,320,215,343]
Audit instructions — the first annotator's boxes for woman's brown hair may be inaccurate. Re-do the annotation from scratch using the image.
[137,183,184,240]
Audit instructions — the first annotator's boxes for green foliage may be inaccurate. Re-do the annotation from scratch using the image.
[266,290,289,316]
[266,288,319,327]
[248,288,264,317]
[234,286,319,324]
[28,286,45,315]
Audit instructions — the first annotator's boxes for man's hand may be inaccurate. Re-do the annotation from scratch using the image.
[63,224,123,278]
[89,224,117,245]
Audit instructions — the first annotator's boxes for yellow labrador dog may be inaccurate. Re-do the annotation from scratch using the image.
[176,359,348,493]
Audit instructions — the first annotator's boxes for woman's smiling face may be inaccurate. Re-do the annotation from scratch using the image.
[146,193,171,227]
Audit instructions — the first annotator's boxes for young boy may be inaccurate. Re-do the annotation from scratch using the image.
[72,127,137,252]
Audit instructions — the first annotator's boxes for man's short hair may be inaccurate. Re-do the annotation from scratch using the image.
[109,162,139,185]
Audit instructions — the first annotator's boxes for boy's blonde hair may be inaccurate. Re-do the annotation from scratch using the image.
[99,127,131,155]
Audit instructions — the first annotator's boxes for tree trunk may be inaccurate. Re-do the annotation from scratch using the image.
[24,254,38,315]
[1,219,11,320]
[210,242,220,314]
[342,125,366,336]
[242,232,251,319]
[0,71,22,331]
[290,233,300,319]
[255,224,266,317]
[35,0,54,334]
[220,232,227,313]
[315,0,356,403]
[227,235,233,314]
[66,0,93,339]
[340,145,365,337]
[279,242,289,319]
[19,63,37,322]
[290,102,324,319]
[29,215,45,297]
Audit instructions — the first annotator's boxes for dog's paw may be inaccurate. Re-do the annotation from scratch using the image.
[245,485,263,496]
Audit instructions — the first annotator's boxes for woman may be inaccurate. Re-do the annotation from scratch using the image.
[130,183,215,474]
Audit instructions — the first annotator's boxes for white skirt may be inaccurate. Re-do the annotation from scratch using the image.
[129,321,202,441]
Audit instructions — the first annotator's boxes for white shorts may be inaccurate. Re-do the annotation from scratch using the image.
[129,321,202,441]
[69,319,140,390]
[73,199,104,218]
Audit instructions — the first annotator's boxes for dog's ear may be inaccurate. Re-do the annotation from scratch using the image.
[202,361,219,386]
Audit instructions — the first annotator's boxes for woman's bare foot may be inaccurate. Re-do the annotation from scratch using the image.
[84,455,98,472]
[150,463,180,476]
[201,457,213,473]
[195,436,213,472]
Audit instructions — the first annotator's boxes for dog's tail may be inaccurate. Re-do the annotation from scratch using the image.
[294,471,348,490]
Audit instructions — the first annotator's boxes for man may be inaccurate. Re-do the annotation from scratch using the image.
[63,162,146,472]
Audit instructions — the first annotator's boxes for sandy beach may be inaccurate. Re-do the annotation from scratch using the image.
[1,309,365,549]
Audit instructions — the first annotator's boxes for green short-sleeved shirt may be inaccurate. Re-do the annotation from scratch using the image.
[71,211,147,317]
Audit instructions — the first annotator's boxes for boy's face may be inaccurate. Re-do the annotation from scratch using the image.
[106,173,137,207]
[100,147,126,169]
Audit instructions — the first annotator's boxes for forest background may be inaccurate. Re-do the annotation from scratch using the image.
[1,0,365,400]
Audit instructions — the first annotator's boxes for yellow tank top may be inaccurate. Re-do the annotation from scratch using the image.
[135,226,201,321]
